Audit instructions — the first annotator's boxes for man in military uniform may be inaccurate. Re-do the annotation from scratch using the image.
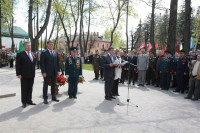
[59,48,66,75]
[120,51,128,84]
[160,50,172,90]
[146,51,156,85]
[92,50,101,80]
[65,47,82,99]
[174,50,189,94]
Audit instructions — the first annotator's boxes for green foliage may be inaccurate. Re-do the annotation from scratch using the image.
[1,0,15,23]
[104,26,126,49]
[82,64,93,71]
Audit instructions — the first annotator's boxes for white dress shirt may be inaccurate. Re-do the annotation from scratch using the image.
[192,61,200,76]
[25,50,33,61]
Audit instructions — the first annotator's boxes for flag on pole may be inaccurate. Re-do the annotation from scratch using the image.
[190,37,194,49]
[148,43,152,51]
[179,42,183,51]
[163,45,167,51]
[19,41,24,52]
[177,43,179,53]
[138,42,146,51]
[155,42,159,49]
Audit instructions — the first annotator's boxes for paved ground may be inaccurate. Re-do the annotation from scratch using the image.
[0,66,200,133]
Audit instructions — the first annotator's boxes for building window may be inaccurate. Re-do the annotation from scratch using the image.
[102,43,105,49]
[97,43,99,48]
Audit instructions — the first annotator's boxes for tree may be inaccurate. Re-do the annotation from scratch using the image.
[184,0,192,53]
[28,0,52,52]
[150,0,156,54]
[104,26,126,49]
[167,0,178,54]
[107,0,127,46]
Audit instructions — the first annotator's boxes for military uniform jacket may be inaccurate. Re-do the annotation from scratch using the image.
[175,57,189,73]
[160,57,172,73]
[65,56,82,77]
[148,57,156,70]
[92,54,101,67]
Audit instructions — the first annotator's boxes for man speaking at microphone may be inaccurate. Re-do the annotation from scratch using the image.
[102,47,117,101]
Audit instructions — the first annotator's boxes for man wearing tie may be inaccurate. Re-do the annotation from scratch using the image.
[102,47,117,101]
[16,42,36,108]
[40,40,60,104]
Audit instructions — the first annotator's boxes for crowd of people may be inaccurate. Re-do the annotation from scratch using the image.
[0,49,15,68]
[2,41,200,107]
[92,47,200,101]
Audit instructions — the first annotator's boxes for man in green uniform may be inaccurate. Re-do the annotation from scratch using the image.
[59,48,66,75]
[92,50,101,80]
[160,50,172,90]
[65,47,82,99]
[146,51,156,85]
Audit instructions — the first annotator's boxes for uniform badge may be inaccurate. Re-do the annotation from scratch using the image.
[76,59,80,69]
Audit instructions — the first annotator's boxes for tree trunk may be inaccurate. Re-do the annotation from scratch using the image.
[79,0,84,57]
[10,16,15,52]
[28,0,52,52]
[184,0,191,53]
[167,0,178,54]
[48,13,57,40]
[150,0,156,53]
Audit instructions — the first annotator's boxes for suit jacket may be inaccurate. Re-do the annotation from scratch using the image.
[65,56,82,77]
[102,54,116,78]
[128,56,137,69]
[137,54,149,71]
[40,50,60,76]
[16,51,36,78]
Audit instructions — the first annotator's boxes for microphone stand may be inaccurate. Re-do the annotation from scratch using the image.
[117,59,138,114]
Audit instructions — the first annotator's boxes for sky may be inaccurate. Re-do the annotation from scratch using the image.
[14,0,200,40]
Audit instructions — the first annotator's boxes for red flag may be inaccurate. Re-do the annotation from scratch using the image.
[176,44,179,53]
[163,45,167,51]
[148,43,152,51]
[155,42,159,49]
[138,42,146,51]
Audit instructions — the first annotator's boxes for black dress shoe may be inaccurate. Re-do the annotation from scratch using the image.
[173,90,180,92]
[73,96,77,99]
[110,96,116,99]
[138,84,141,86]
[43,100,48,104]
[192,98,198,101]
[22,103,27,108]
[141,84,144,87]
[69,96,73,99]
[184,96,192,99]
[52,98,59,102]
[27,102,36,105]
[105,97,112,101]
[116,94,120,96]
[146,83,150,85]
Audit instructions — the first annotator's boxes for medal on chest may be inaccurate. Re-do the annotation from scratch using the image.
[76,59,80,69]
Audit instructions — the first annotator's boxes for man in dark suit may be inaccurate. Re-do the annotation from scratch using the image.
[102,47,117,101]
[16,42,36,108]
[128,50,137,85]
[40,40,60,104]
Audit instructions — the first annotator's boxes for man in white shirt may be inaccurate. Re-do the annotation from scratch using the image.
[185,54,200,100]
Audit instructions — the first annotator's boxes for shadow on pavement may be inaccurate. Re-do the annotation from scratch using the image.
[52,98,76,112]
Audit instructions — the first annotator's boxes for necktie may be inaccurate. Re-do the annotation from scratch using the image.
[51,51,54,56]
[28,52,32,62]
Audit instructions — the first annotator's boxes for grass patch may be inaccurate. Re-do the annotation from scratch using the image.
[82,64,93,71]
